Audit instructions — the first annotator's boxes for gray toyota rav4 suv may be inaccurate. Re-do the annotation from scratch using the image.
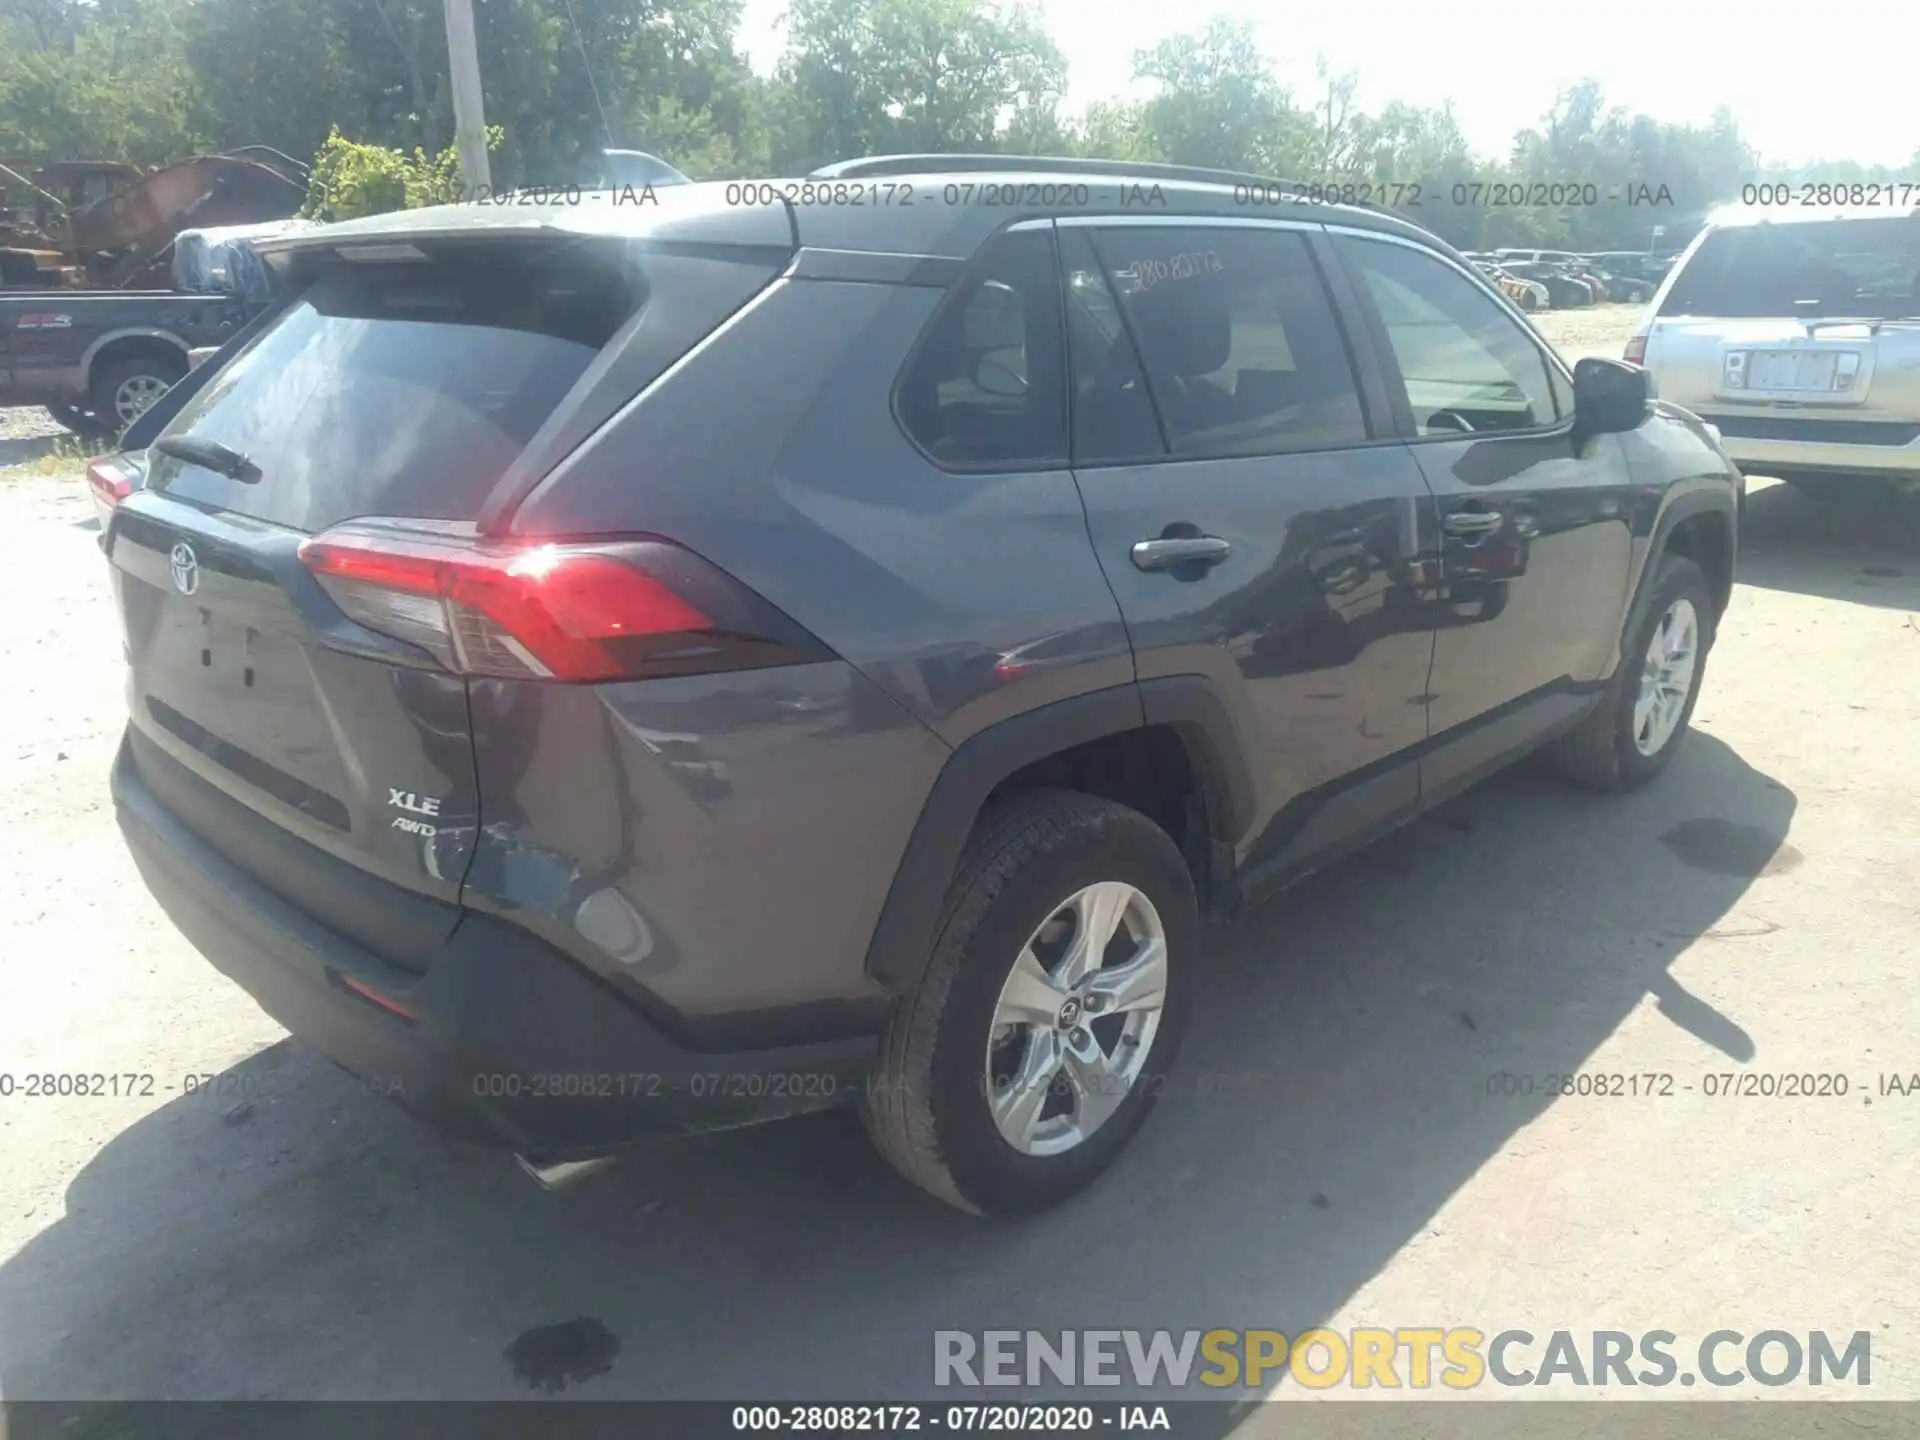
[104,156,1741,1214]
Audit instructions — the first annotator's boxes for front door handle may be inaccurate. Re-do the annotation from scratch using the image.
[1442,510,1504,537]
[1131,536,1233,572]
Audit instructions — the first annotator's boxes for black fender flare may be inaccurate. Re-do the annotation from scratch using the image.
[1615,481,1737,671]
[861,677,1254,996]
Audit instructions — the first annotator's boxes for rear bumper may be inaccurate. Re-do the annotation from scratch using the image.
[1697,416,1920,477]
[112,736,877,1157]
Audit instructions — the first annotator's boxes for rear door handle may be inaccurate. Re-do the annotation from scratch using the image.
[1131,536,1233,571]
[1442,510,1503,537]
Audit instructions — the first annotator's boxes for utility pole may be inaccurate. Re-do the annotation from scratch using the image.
[445,0,491,193]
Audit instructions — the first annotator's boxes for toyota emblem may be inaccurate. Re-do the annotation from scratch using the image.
[169,542,200,596]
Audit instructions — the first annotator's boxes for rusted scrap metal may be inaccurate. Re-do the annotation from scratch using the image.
[2,151,306,289]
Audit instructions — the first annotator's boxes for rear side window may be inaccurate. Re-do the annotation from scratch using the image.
[1661,216,1920,319]
[1059,228,1166,464]
[897,229,1068,469]
[148,237,647,532]
[1084,226,1369,459]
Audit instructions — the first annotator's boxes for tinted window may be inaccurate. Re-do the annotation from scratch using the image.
[1059,229,1165,463]
[150,237,646,531]
[1345,238,1557,435]
[897,229,1067,469]
[1085,226,1369,459]
[1659,216,1920,319]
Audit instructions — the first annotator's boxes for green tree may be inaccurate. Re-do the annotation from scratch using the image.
[0,0,203,161]
[1066,99,1155,162]
[771,0,1065,172]
[1130,18,1313,174]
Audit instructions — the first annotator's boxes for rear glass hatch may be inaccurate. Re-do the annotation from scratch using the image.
[1660,214,1920,320]
[108,219,786,972]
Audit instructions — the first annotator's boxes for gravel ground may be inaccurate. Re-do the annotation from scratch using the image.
[1531,302,1644,363]
[0,407,64,442]
[4,307,1920,1415]
[0,405,70,469]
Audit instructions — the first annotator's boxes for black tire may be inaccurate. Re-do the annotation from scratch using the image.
[88,354,185,435]
[1549,553,1714,791]
[861,789,1199,1215]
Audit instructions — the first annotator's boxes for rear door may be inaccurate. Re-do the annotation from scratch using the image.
[1060,217,1441,888]
[1647,213,1920,424]
[1331,229,1635,791]
[107,232,754,966]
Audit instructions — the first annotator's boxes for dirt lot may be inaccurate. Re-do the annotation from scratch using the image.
[1531,303,1643,364]
[2,302,1919,1414]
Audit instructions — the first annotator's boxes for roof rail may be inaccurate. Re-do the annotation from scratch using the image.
[807,153,1388,211]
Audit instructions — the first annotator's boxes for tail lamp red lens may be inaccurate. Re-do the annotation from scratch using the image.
[297,520,822,683]
[1623,335,1647,365]
[86,455,139,513]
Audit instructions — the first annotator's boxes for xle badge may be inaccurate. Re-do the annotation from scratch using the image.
[389,788,442,836]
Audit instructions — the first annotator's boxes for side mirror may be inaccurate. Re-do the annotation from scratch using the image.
[1573,356,1653,436]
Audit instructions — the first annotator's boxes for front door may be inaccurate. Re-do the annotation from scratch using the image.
[1333,231,1636,794]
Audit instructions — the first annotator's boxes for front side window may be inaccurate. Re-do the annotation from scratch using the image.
[1083,226,1370,460]
[896,229,1067,469]
[1343,237,1559,436]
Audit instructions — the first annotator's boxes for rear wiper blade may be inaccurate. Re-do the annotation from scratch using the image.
[154,435,259,482]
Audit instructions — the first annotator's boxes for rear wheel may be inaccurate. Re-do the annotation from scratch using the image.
[89,354,185,434]
[1549,553,1714,791]
[861,790,1198,1214]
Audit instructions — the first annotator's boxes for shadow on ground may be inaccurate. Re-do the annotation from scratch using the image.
[0,734,1795,1414]
[1737,476,1920,611]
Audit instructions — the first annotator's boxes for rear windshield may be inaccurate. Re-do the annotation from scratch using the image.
[148,237,646,531]
[1659,216,1920,319]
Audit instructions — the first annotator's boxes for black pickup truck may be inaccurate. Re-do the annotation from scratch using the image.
[0,288,247,437]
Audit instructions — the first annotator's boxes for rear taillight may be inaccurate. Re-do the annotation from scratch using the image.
[86,454,140,516]
[1623,334,1648,365]
[297,520,826,683]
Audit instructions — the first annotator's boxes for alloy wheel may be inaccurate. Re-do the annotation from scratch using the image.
[984,881,1168,1157]
[114,373,170,426]
[1633,597,1699,757]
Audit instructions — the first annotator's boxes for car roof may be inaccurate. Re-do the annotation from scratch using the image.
[1703,201,1920,230]
[790,156,1446,257]
[253,155,1459,268]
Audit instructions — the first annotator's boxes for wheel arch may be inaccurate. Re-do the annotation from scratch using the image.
[862,678,1254,997]
[82,328,191,388]
[1613,484,1736,676]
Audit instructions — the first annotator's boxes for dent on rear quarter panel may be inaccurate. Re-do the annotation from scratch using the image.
[509,277,1136,750]
[462,660,947,1017]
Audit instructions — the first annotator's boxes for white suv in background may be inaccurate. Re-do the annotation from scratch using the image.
[1630,205,1920,504]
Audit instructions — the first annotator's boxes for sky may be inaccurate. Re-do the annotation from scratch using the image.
[734,0,1920,170]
